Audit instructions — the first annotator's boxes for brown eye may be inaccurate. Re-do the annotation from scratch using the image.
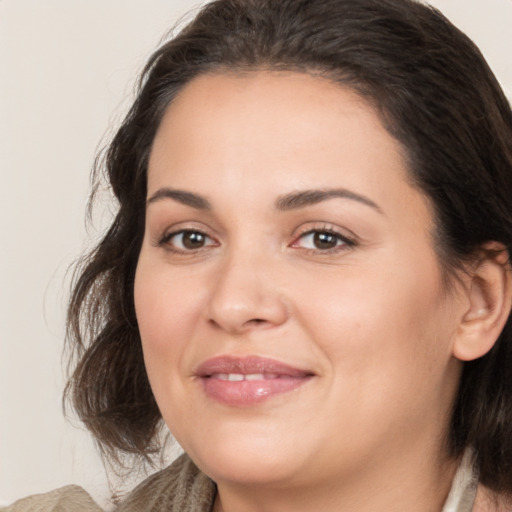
[181,231,207,249]
[312,232,339,250]
[292,229,354,252]
[161,229,216,252]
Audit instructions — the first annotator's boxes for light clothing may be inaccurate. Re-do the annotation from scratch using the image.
[442,450,478,512]
[1,451,477,511]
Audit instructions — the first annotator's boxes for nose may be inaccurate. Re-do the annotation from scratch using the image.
[206,251,289,335]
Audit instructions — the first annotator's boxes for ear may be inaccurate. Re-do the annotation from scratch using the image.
[453,242,512,362]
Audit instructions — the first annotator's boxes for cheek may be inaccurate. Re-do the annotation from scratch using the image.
[133,262,212,431]
[134,263,205,367]
[303,271,458,449]
[297,253,455,382]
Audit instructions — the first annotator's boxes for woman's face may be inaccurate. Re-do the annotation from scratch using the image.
[135,71,465,490]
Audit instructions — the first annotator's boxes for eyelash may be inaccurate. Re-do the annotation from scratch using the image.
[157,229,217,254]
[290,227,357,254]
[156,226,357,255]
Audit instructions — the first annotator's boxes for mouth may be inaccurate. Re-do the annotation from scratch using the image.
[195,355,315,407]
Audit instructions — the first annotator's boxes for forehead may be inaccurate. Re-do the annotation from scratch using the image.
[147,70,426,218]
[150,71,394,169]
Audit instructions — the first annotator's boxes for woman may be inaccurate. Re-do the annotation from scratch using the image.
[4,0,512,510]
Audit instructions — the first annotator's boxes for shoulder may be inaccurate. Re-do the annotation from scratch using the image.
[0,485,103,512]
[1,455,215,512]
[118,453,216,512]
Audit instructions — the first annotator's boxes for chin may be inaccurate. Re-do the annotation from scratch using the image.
[181,425,308,487]
[197,450,299,487]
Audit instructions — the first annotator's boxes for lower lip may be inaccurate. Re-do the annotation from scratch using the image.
[200,376,312,407]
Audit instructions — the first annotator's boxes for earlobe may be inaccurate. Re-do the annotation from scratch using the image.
[453,242,512,362]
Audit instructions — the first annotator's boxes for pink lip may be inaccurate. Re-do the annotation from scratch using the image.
[195,356,314,407]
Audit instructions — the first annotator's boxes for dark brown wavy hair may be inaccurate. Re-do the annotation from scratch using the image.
[65,0,512,495]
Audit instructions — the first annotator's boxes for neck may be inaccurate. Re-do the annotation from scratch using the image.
[212,446,459,512]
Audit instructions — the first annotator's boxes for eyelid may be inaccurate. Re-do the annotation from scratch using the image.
[162,229,215,244]
[154,224,219,254]
[289,223,358,252]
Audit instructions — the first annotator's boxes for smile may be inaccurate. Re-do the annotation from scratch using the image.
[195,356,315,407]
[211,373,281,381]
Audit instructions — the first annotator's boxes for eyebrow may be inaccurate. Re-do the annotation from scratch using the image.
[147,188,211,210]
[275,188,383,213]
[146,186,382,214]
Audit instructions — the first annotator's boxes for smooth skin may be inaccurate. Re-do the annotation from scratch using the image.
[134,71,511,512]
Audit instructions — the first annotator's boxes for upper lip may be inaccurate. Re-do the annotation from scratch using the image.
[195,355,314,378]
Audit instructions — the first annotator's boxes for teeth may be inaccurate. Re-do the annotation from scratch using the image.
[245,373,266,381]
[213,373,276,381]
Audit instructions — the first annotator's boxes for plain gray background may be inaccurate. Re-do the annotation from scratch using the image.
[1,0,511,507]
